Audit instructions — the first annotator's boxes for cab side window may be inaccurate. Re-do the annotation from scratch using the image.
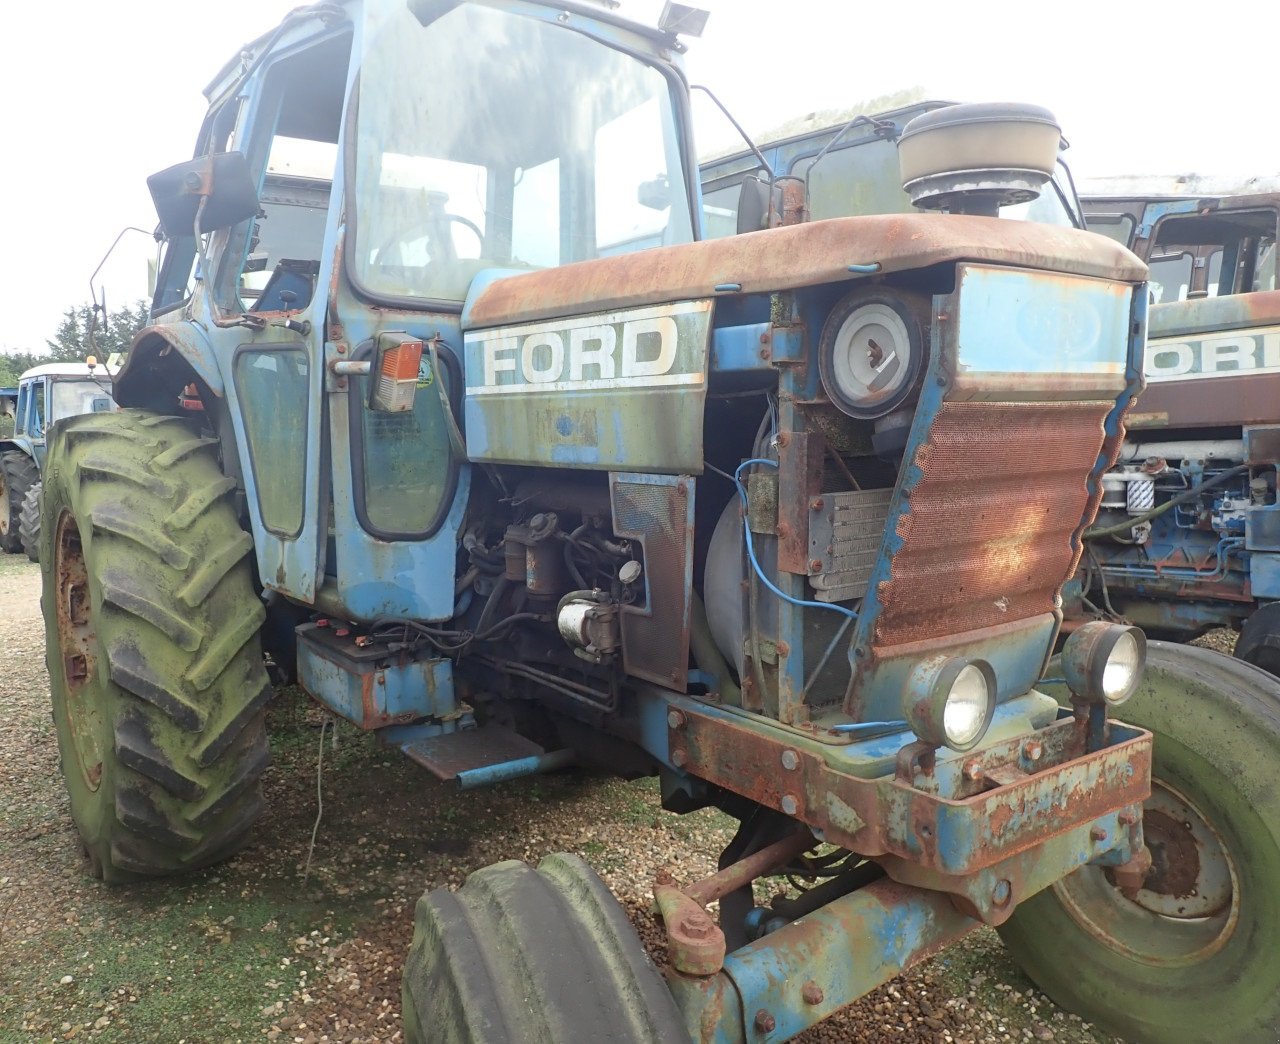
[1152,208,1278,299]
[14,385,29,437]
[30,381,46,438]
[213,32,351,315]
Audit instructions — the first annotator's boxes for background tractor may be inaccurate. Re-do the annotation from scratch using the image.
[0,361,115,561]
[1076,178,1280,672]
[37,3,1280,1041]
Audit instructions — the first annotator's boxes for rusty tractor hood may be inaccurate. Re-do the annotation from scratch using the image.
[465,214,1148,329]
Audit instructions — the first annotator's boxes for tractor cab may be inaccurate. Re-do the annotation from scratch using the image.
[0,361,115,558]
[11,362,116,467]
[699,99,1086,238]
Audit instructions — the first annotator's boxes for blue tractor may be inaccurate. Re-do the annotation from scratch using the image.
[1076,180,1280,674]
[37,4,1279,1041]
[0,362,115,560]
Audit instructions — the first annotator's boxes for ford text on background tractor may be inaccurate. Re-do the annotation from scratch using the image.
[1078,177,1280,673]
[0,362,115,561]
[39,3,1280,1041]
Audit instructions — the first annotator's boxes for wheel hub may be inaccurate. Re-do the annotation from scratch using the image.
[1053,779,1239,965]
[54,511,104,792]
[1128,787,1233,919]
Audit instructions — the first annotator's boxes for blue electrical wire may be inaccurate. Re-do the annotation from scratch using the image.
[734,458,859,621]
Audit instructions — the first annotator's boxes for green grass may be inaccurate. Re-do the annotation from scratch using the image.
[0,886,360,1042]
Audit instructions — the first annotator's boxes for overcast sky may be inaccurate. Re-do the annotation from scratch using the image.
[1,0,1267,354]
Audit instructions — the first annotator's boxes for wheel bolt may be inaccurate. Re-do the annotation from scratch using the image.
[780,794,798,815]
[780,749,799,771]
[801,982,824,1005]
[754,1009,776,1033]
[1090,825,1108,842]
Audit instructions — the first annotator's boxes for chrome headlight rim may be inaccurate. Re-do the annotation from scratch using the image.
[905,655,998,753]
[1061,621,1147,707]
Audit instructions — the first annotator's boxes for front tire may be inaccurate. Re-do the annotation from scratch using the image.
[0,448,37,553]
[42,410,271,881]
[19,480,40,562]
[1000,643,1280,1042]
[403,853,687,1043]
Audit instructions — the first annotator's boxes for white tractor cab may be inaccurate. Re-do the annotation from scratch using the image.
[1,360,116,559]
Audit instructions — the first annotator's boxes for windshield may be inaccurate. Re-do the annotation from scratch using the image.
[51,380,115,421]
[353,1,695,304]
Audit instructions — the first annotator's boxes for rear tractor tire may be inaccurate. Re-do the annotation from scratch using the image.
[0,448,38,553]
[1234,601,1280,677]
[41,410,271,881]
[19,480,41,562]
[999,643,1280,1042]
[403,853,686,1044]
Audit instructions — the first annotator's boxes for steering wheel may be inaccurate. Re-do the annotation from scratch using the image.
[373,212,485,267]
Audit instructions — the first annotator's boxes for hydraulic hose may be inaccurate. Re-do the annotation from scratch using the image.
[1084,464,1250,540]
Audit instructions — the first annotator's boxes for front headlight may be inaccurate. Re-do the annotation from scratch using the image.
[1061,622,1146,706]
[905,656,997,752]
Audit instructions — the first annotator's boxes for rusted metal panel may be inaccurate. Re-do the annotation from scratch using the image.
[399,725,543,781]
[670,705,1152,880]
[875,399,1112,646]
[611,473,695,690]
[466,215,1146,328]
[296,622,455,729]
[775,430,822,574]
[1129,369,1280,430]
[1147,288,1280,338]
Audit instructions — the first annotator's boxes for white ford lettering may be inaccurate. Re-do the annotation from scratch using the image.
[469,303,706,395]
[1147,328,1280,382]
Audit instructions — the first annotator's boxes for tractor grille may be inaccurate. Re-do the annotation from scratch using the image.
[872,400,1114,648]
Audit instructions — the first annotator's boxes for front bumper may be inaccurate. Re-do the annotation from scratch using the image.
[666,694,1152,924]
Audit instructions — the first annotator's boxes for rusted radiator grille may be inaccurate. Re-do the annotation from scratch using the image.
[873,400,1114,648]
[610,475,693,689]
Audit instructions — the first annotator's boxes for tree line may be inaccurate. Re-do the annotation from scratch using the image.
[0,301,151,388]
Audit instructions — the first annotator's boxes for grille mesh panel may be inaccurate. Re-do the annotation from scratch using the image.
[874,400,1114,648]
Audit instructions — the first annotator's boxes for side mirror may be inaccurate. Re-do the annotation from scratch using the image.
[637,175,670,211]
[147,152,260,239]
[408,0,463,27]
[736,174,782,235]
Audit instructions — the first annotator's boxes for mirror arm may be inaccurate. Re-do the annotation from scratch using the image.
[691,84,774,185]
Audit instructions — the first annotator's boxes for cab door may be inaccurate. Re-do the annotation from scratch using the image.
[207,26,354,601]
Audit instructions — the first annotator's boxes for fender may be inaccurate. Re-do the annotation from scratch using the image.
[114,320,224,411]
[0,438,35,458]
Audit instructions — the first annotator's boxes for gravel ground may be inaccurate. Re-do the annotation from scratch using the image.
[0,552,1155,1043]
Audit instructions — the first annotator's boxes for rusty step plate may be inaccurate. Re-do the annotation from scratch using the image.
[401,725,545,781]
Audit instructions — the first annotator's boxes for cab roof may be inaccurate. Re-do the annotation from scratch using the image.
[20,363,111,381]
